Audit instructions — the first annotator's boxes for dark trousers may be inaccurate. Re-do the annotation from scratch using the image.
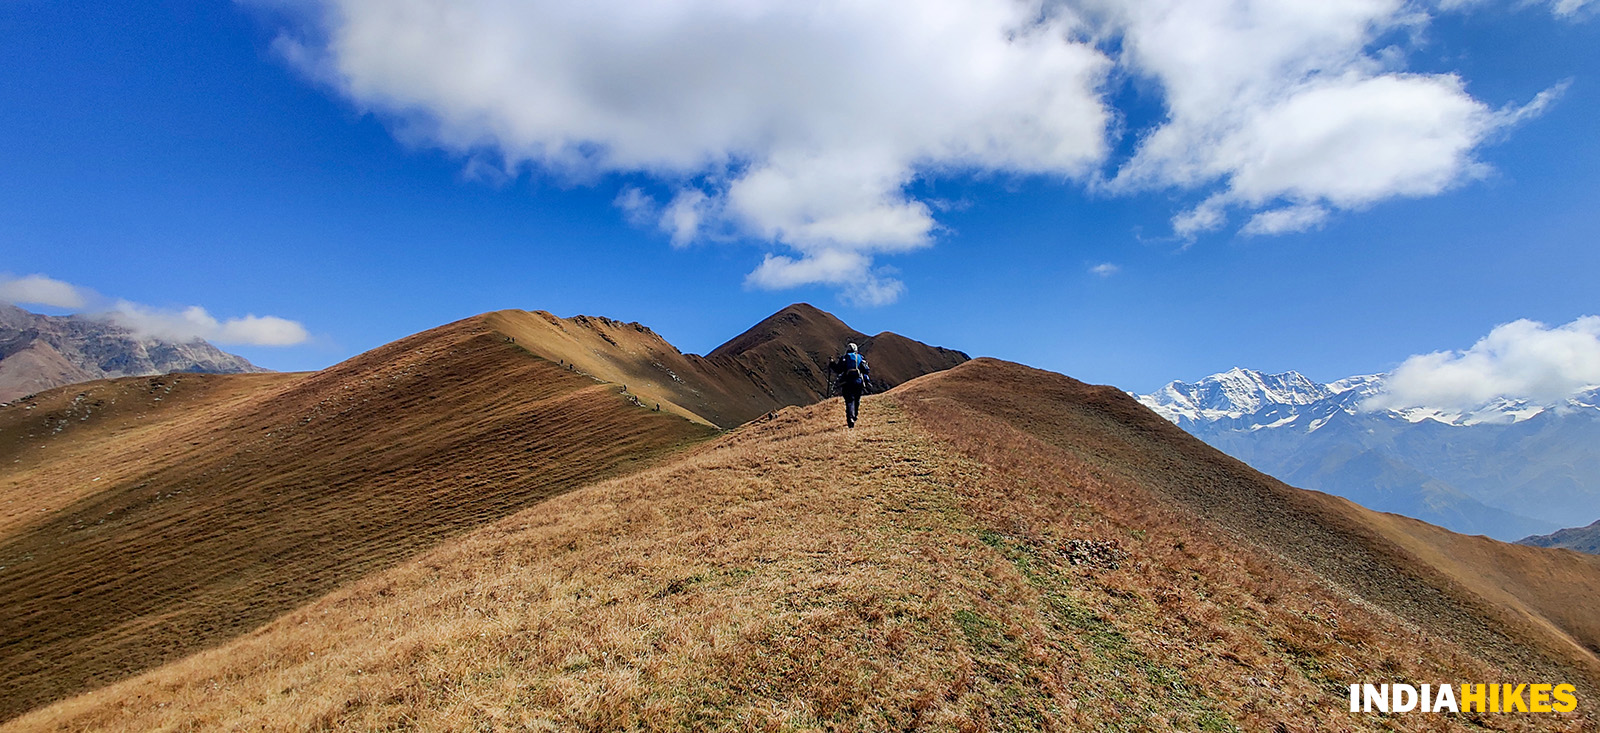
[843,390,862,426]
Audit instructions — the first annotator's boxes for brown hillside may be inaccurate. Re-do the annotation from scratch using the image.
[0,304,964,722]
[0,316,714,721]
[11,359,1596,731]
[894,359,1600,693]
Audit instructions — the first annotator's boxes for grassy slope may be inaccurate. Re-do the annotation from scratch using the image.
[0,316,714,721]
[13,361,1593,731]
[897,360,1600,692]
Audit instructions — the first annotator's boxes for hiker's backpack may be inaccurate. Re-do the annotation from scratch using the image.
[840,353,865,386]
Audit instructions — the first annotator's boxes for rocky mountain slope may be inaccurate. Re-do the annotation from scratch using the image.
[0,302,264,403]
[1138,367,1600,540]
[9,358,1597,731]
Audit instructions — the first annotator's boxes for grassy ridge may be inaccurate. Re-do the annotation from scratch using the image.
[12,377,1592,731]
[0,319,713,720]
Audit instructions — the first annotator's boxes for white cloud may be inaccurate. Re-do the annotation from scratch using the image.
[744,249,905,306]
[1242,204,1330,236]
[1366,316,1600,411]
[264,0,1570,299]
[613,186,657,228]
[1551,0,1596,16]
[1173,196,1229,239]
[1,273,309,347]
[661,189,711,248]
[266,0,1113,304]
[1441,0,1596,18]
[0,274,92,309]
[1098,0,1562,238]
[110,302,311,347]
[1089,262,1120,277]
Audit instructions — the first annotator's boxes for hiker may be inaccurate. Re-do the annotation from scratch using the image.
[833,343,871,428]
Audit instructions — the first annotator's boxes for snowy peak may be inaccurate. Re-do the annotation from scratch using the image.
[1139,367,1600,432]
[1326,374,1384,396]
[1139,367,1331,425]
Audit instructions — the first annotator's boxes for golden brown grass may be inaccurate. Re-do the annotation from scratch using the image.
[11,362,1594,731]
[0,304,966,722]
[892,360,1600,694]
[0,318,713,720]
[0,371,302,537]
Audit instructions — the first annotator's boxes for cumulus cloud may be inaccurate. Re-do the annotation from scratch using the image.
[1089,262,1120,277]
[1095,0,1561,240]
[262,0,1570,301]
[264,0,1113,304]
[109,302,311,347]
[1366,316,1600,411]
[0,274,92,309]
[0,273,308,347]
[745,250,904,306]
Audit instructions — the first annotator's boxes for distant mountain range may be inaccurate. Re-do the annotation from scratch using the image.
[0,302,265,403]
[1137,367,1600,542]
[1520,520,1600,554]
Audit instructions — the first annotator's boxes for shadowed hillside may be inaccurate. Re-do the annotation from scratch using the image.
[0,305,965,722]
[10,359,1597,731]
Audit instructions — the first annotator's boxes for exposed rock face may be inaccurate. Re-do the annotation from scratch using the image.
[0,302,265,402]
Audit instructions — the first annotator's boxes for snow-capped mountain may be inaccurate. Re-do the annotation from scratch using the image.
[1142,367,1335,423]
[1141,368,1600,431]
[1137,368,1600,543]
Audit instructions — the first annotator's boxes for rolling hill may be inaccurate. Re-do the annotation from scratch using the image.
[2,311,1596,730]
[0,305,964,722]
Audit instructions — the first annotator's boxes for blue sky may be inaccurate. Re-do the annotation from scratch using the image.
[2,0,1597,393]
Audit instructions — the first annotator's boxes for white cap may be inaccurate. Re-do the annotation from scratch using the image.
[847,343,858,352]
